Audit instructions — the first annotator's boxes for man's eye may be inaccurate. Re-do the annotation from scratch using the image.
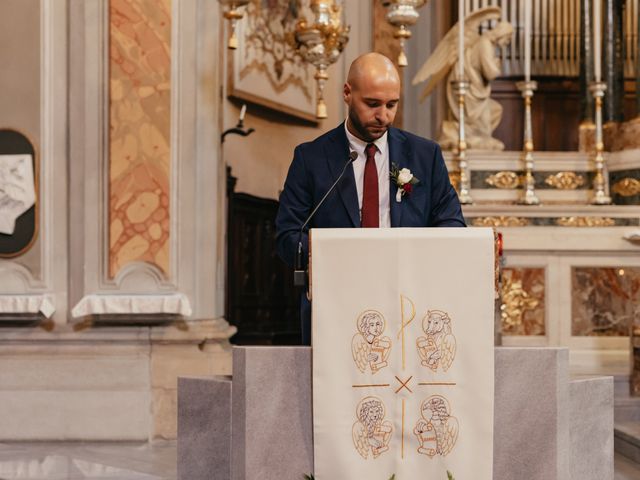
[387,102,398,109]
[367,102,379,108]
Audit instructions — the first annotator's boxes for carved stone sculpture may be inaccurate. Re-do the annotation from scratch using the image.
[0,154,36,235]
[412,7,512,151]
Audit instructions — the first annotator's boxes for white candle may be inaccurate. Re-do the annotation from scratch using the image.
[593,0,601,82]
[524,0,531,81]
[239,104,247,122]
[458,0,465,78]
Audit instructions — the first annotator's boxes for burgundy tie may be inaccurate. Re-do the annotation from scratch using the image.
[361,143,379,228]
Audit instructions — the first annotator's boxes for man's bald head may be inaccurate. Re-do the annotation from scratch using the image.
[346,53,400,92]
[343,53,401,142]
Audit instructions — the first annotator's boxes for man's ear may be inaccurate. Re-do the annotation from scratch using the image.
[343,82,351,103]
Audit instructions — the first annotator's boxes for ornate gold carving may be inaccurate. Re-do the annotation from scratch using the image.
[485,171,522,189]
[448,171,460,190]
[544,171,585,190]
[471,216,531,227]
[555,216,615,227]
[612,178,640,197]
[500,278,539,332]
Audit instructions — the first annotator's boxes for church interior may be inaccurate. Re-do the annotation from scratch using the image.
[1,0,640,478]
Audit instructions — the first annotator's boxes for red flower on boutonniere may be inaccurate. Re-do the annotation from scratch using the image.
[390,163,420,203]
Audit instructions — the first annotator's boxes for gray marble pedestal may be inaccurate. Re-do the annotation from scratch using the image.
[178,346,613,480]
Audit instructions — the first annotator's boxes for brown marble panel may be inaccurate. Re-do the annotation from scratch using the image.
[572,267,640,336]
[109,0,171,278]
[500,268,546,336]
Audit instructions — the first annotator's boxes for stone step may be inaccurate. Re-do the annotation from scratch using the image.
[614,421,640,464]
[612,375,640,423]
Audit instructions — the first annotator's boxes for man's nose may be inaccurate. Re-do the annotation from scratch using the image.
[375,108,390,124]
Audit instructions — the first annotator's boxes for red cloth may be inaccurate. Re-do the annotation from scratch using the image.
[361,143,379,228]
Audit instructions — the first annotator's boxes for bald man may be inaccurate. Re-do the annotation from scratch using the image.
[276,53,465,344]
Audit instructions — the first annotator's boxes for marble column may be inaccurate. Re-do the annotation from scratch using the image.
[579,0,594,124]
[602,0,625,123]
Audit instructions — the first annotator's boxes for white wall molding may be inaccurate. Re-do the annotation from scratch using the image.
[0,0,68,321]
[69,0,228,320]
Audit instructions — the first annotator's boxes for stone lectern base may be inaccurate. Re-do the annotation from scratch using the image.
[177,346,613,480]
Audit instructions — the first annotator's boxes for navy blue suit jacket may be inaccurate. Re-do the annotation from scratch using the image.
[275,123,466,343]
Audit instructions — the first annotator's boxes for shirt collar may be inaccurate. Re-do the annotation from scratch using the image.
[344,119,388,158]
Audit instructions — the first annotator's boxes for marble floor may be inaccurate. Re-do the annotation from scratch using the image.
[0,442,176,480]
[0,442,638,479]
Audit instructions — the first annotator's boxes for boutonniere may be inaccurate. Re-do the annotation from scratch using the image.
[390,163,420,203]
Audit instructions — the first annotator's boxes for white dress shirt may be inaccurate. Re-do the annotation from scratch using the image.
[344,121,391,228]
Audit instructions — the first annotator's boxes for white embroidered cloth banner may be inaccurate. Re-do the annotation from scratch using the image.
[311,228,495,479]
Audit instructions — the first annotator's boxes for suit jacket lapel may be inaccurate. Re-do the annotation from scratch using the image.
[388,128,409,227]
[325,125,360,227]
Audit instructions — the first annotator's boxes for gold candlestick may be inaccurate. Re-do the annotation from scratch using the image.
[515,80,540,205]
[588,81,612,205]
[452,79,472,204]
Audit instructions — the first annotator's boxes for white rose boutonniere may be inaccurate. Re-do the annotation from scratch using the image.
[390,163,420,202]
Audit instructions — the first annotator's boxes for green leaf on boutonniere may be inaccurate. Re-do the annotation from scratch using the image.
[388,475,395,480]
[447,470,455,479]
[303,474,314,479]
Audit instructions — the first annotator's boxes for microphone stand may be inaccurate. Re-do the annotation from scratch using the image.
[294,151,358,287]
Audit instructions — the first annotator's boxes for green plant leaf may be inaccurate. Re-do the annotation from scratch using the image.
[388,475,395,480]
[303,474,314,480]
[447,470,455,480]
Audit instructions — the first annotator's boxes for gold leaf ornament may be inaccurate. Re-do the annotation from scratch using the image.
[555,216,615,227]
[485,171,522,189]
[544,171,585,190]
[472,216,531,227]
[612,178,640,197]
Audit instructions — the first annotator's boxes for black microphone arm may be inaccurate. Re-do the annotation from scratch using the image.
[294,150,358,287]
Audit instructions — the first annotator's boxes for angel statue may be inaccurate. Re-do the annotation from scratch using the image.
[352,310,392,374]
[416,310,456,372]
[352,396,393,459]
[412,7,513,151]
[414,395,459,457]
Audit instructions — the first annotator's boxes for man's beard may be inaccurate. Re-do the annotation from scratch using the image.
[348,112,388,142]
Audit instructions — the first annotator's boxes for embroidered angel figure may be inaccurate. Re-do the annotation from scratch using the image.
[414,395,459,458]
[416,310,456,372]
[352,396,393,459]
[352,310,392,374]
[412,6,513,151]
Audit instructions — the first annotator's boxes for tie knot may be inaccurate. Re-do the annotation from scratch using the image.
[365,143,377,159]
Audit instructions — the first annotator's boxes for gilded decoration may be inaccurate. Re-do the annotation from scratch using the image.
[572,267,640,336]
[484,171,521,189]
[500,268,545,336]
[230,0,317,120]
[243,0,310,97]
[471,216,530,227]
[555,217,615,227]
[544,171,585,190]
[109,0,171,278]
[612,178,640,197]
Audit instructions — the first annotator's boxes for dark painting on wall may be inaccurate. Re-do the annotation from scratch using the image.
[0,129,38,257]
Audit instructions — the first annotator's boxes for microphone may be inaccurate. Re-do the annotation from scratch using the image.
[294,150,358,287]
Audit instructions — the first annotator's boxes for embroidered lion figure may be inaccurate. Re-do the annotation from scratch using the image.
[352,396,393,459]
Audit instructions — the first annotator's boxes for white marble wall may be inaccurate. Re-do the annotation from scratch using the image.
[0,0,236,440]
